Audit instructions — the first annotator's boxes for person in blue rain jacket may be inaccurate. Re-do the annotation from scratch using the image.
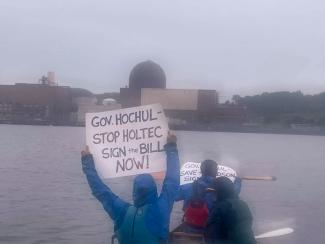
[176,159,220,212]
[81,133,179,244]
[176,160,242,211]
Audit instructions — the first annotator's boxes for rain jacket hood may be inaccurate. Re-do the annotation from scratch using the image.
[133,173,158,207]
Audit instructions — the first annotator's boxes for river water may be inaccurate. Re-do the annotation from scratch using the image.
[0,125,324,244]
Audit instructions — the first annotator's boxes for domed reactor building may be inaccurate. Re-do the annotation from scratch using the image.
[129,60,166,89]
[120,60,246,127]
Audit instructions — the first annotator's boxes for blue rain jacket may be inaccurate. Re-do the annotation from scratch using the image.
[81,142,180,240]
[176,176,217,211]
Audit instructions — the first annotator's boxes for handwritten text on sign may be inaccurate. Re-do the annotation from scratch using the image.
[180,162,237,185]
[86,104,169,179]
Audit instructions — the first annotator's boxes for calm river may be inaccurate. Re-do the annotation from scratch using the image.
[0,125,324,244]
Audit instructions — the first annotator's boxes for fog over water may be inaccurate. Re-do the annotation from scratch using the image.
[0,125,324,243]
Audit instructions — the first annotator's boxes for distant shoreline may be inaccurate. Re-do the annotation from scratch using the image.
[1,122,325,136]
[174,127,325,136]
[170,124,325,136]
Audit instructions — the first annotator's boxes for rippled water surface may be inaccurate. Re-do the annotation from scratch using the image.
[1,125,325,244]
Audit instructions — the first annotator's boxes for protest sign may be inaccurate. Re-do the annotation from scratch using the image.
[86,104,169,179]
[180,162,237,185]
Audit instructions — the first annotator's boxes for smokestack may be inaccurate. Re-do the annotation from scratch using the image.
[47,71,55,85]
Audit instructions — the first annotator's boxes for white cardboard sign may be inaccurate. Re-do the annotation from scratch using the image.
[86,104,169,179]
[180,162,237,185]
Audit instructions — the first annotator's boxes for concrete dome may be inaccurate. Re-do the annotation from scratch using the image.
[129,60,166,89]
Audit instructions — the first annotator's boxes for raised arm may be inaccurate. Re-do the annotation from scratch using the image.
[175,183,193,201]
[81,148,130,227]
[157,134,180,214]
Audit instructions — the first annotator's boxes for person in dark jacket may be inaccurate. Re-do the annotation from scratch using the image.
[205,176,256,244]
[81,133,180,244]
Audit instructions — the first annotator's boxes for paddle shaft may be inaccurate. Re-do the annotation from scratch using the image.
[240,176,276,181]
[255,228,294,239]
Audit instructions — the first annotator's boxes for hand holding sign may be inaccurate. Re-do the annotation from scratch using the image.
[85,104,169,179]
[167,132,177,144]
[81,146,91,157]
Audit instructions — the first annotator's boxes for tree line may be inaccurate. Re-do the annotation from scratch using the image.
[231,91,325,126]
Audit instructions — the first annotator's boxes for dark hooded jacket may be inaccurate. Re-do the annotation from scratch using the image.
[205,177,256,244]
[81,142,180,240]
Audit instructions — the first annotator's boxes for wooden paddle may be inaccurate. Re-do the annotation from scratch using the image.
[255,227,294,239]
[169,227,294,242]
[240,176,277,181]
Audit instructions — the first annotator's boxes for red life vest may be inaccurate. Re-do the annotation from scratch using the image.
[183,180,211,228]
[184,199,209,228]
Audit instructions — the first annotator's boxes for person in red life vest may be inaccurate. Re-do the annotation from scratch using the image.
[81,133,180,244]
[174,160,219,234]
[205,177,256,244]
[174,160,242,234]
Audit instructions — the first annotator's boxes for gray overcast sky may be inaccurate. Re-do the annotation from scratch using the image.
[0,0,324,100]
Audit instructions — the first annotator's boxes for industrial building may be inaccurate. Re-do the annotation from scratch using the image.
[72,96,120,125]
[0,83,73,125]
[0,64,246,128]
[120,61,246,128]
[0,72,118,125]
